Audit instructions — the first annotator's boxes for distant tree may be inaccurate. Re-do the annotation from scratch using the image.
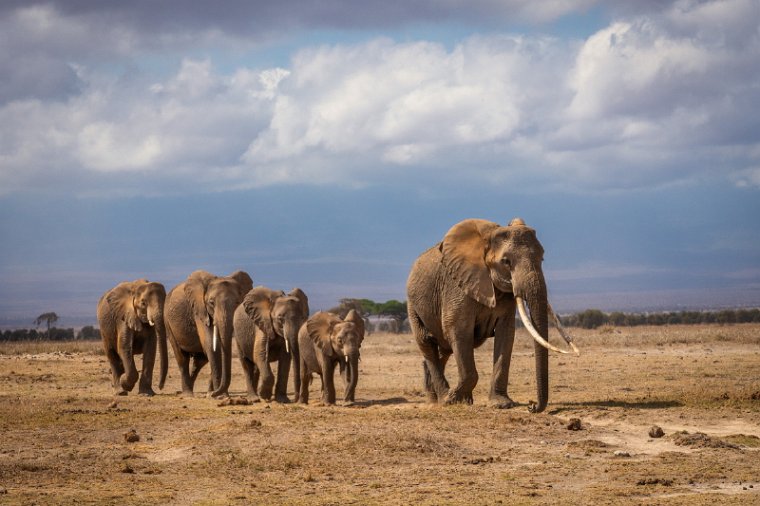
[78,326,100,340]
[34,312,59,338]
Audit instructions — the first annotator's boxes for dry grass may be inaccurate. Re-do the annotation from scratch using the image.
[0,324,759,504]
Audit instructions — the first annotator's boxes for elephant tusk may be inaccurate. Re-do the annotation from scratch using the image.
[285,337,290,355]
[548,304,580,356]
[345,355,349,364]
[213,324,219,352]
[516,297,571,355]
[148,319,155,327]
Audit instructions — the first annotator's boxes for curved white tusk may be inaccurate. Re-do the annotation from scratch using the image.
[148,319,155,327]
[285,337,290,355]
[213,324,219,352]
[548,304,580,356]
[515,297,571,355]
[345,355,349,364]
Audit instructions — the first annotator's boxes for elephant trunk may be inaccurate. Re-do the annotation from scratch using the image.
[517,270,549,414]
[284,320,301,401]
[153,312,168,390]
[211,308,233,398]
[345,349,360,403]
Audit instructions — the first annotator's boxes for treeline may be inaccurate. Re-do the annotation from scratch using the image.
[0,326,100,342]
[329,298,408,320]
[562,308,760,329]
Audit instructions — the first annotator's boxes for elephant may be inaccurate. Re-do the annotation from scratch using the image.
[164,270,253,397]
[406,218,578,413]
[298,309,365,405]
[97,279,168,396]
[233,286,309,402]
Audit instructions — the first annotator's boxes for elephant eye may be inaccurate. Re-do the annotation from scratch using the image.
[501,257,511,267]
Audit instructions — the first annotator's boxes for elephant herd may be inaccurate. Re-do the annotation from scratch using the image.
[97,218,579,412]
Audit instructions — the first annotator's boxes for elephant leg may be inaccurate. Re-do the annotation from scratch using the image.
[322,360,336,406]
[188,354,207,393]
[298,359,310,405]
[106,348,125,391]
[199,324,220,394]
[239,356,260,402]
[254,338,275,401]
[490,313,517,409]
[116,330,139,395]
[138,333,157,396]
[167,326,193,395]
[445,332,477,405]
[418,338,450,404]
[275,353,291,403]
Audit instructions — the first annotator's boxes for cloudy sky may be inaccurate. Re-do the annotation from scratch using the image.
[1,0,759,321]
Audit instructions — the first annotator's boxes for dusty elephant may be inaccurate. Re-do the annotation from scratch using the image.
[298,310,365,405]
[233,286,309,402]
[165,270,253,397]
[97,279,168,396]
[406,218,578,413]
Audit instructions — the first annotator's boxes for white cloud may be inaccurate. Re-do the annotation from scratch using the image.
[0,0,759,195]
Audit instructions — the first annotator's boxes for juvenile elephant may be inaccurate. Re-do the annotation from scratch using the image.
[165,270,253,397]
[97,279,167,396]
[234,286,309,402]
[298,310,365,405]
[406,218,578,413]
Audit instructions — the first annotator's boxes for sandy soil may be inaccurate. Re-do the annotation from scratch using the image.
[0,324,759,505]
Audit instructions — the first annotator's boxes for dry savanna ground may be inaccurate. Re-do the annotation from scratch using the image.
[1,324,759,505]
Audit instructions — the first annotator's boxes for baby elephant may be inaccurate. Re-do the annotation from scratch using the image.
[298,309,365,405]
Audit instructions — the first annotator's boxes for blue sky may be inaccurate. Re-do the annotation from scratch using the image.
[1,0,759,320]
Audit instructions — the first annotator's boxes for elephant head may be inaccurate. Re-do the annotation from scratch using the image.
[307,309,365,401]
[441,218,576,413]
[185,269,253,397]
[105,279,168,389]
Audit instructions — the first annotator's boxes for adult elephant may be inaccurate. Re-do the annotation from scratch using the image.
[234,286,309,402]
[97,279,167,396]
[165,270,253,398]
[406,218,578,413]
[298,309,365,405]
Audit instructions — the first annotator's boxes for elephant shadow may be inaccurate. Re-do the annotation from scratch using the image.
[347,397,411,408]
[548,399,684,415]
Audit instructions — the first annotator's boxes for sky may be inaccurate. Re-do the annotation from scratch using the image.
[1,0,760,322]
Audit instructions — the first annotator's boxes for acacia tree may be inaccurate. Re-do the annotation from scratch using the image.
[35,312,59,338]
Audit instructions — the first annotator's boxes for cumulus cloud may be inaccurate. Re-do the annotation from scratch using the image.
[0,0,759,195]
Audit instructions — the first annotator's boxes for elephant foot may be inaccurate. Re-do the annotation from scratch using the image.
[246,394,261,403]
[426,391,438,404]
[274,395,290,404]
[115,389,129,396]
[180,390,195,398]
[210,391,229,400]
[138,389,156,397]
[443,390,474,405]
[489,394,517,409]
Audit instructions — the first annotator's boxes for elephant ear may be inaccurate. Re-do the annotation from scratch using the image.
[344,309,365,346]
[184,270,213,326]
[306,311,340,357]
[288,288,310,320]
[440,219,500,308]
[106,280,145,332]
[242,286,277,334]
[228,270,253,301]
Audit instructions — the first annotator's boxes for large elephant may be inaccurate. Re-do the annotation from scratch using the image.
[234,286,309,402]
[298,310,365,405]
[165,270,253,397]
[97,279,168,396]
[406,218,577,413]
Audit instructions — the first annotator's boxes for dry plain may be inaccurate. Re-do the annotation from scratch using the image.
[1,324,759,505]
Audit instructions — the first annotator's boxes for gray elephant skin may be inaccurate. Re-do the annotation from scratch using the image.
[407,218,574,413]
[97,279,168,396]
[233,286,309,402]
[298,310,365,405]
[164,270,253,397]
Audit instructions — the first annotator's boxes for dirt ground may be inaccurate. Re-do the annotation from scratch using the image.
[0,324,759,505]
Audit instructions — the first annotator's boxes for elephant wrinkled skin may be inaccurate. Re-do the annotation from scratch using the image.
[165,270,252,397]
[407,218,570,413]
[298,310,365,405]
[97,279,168,396]
[234,286,309,402]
